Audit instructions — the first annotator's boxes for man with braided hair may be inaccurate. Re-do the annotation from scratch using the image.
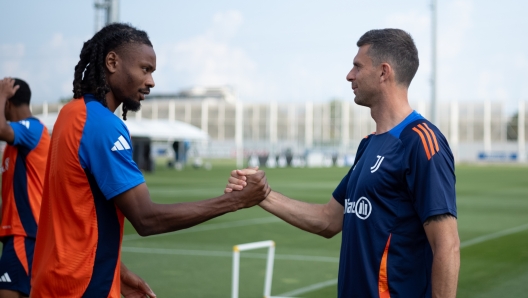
[31,23,270,298]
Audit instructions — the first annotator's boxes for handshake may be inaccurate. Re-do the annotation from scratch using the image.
[223,167,271,210]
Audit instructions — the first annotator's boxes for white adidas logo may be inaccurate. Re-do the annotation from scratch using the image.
[18,120,30,129]
[111,135,131,151]
[0,272,11,282]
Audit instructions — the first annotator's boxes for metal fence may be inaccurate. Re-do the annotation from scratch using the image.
[32,99,528,163]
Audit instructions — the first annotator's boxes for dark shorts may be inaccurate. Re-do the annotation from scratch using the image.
[0,235,35,296]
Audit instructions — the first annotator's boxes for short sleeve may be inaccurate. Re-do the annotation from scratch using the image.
[404,124,457,223]
[79,116,145,200]
[332,167,352,206]
[10,119,43,150]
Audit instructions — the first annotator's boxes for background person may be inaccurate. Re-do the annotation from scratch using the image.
[0,78,50,298]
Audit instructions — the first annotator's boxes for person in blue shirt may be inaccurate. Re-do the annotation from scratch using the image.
[0,78,50,298]
[226,29,460,298]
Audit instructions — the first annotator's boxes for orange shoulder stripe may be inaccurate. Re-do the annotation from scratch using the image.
[417,124,436,158]
[412,127,432,160]
[422,123,440,152]
[378,234,392,298]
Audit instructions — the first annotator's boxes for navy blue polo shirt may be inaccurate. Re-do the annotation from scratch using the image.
[333,111,457,298]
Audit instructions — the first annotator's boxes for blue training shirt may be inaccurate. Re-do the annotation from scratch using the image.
[332,111,457,298]
[78,94,145,199]
[10,118,45,149]
[0,117,49,239]
[31,94,145,296]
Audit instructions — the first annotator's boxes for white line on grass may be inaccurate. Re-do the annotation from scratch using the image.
[123,221,528,296]
[121,246,339,263]
[275,279,337,297]
[122,217,281,241]
[276,222,528,297]
[460,222,528,248]
[122,247,231,257]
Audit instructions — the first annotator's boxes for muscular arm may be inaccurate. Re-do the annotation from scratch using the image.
[259,191,343,238]
[0,78,18,143]
[423,214,460,298]
[226,169,343,238]
[114,171,270,236]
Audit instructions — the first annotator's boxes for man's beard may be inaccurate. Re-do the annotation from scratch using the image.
[122,97,141,112]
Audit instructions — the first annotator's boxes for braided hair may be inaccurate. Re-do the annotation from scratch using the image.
[72,23,152,120]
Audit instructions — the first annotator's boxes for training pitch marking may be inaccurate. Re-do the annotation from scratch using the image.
[460,222,528,248]
[123,222,528,296]
[121,246,339,263]
[276,279,338,297]
[270,223,528,297]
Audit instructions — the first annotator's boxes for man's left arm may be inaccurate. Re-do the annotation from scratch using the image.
[423,213,460,298]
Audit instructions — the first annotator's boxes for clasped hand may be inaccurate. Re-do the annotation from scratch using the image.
[224,167,270,209]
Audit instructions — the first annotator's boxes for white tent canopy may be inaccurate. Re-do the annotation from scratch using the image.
[36,113,209,142]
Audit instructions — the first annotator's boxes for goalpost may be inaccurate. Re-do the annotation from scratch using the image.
[231,240,276,298]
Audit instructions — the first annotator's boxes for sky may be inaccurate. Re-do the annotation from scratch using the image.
[0,0,527,106]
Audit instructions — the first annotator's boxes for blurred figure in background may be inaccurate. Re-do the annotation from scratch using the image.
[0,78,50,298]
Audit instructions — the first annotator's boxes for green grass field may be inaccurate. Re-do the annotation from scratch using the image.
[0,160,523,297]
[120,162,528,297]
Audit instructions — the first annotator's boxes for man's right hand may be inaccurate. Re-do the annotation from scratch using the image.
[225,167,259,193]
[225,167,343,238]
[0,78,19,102]
[226,169,270,209]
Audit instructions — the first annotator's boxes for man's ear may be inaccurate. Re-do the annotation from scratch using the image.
[105,51,119,74]
[379,63,392,83]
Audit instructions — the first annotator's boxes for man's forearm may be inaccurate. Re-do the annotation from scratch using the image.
[116,172,270,237]
[259,191,342,238]
[431,246,460,298]
[138,194,239,236]
[0,95,9,130]
[115,184,242,237]
[0,93,15,143]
